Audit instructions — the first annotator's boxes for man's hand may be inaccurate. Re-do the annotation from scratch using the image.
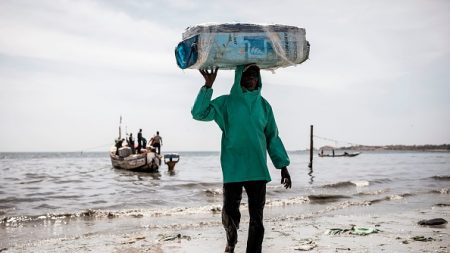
[199,67,219,88]
[281,167,292,189]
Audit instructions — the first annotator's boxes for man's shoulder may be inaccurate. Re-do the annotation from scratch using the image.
[211,94,229,104]
[258,96,273,115]
[216,94,229,99]
[260,96,273,107]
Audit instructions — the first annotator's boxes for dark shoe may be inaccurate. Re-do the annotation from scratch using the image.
[224,245,235,253]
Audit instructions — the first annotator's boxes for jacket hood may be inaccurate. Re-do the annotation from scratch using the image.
[230,65,262,98]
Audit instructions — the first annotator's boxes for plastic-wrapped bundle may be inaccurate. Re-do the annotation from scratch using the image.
[118,147,132,158]
[175,23,310,70]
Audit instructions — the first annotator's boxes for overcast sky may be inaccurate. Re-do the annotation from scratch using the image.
[0,0,449,152]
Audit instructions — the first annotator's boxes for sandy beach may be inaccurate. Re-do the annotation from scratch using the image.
[2,151,449,252]
[3,195,449,253]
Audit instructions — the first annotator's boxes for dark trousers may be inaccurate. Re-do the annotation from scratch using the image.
[137,138,142,151]
[153,143,161,154]
[222,180,266,253]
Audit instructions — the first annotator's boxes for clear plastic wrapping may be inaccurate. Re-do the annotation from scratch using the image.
[175,23,310,70]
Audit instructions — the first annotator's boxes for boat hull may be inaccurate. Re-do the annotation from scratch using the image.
[318,152,360,157]
[110,152,161,172]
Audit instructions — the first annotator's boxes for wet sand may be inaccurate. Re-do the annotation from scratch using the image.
[2,199,449,253]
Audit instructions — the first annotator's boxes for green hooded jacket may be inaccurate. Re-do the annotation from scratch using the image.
[191,65,290,183]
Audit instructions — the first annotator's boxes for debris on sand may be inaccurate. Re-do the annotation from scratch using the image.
[418,218,447,226]
[159,233,191,242]
[294,239,317,251]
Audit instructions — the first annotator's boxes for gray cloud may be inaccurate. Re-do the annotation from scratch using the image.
[0,0,449,151]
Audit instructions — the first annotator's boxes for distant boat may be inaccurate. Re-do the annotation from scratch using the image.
[318,152,361,158]
[110,146,162,172]
[110,116,163,172]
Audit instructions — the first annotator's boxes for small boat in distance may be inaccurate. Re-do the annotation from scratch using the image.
[318,151,361,158]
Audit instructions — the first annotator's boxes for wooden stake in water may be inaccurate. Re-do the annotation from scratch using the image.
[308,125,313,168]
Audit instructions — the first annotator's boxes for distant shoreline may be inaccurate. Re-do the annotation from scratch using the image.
[340,144,450,152]
[314,144,450,152]
[1,145,449,153]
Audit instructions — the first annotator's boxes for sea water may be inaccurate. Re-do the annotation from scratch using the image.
[1,151,448,220]
[0,152,450,217]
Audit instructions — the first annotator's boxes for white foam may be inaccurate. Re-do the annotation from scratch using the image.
[387,194,404,200]
[266,197,309,207]
[351,180,370,187]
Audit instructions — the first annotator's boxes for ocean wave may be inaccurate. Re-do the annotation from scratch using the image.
[370,178,393,184]
[266,196,308,207]
[322,181,355,188]
[34,203,59,209]
[350,180,370,187]
[51,194,83,199]
[202,185,298,197]
[203,188,222,197]
[0,195,310,227]
[429,188,449,194]
[322,180,370,188]
[307,194,351,203]
[434,203,450,207]
[355,189,388,196]
[368,193,414,204]
[18,179,44,184]
[53,179,84,184]
[0,196,48,203]
[386,193,411,200]
[430,175,450,181]
[0,204,224,227]
[320,178,395,189]
[176,182,221,189]
[0,190,420,227]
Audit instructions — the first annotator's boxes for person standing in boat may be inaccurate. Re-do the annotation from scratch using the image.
[128,133,135,154]
[150,131,163,154]
[137,129,143,152]
[191,64,292,253]
[115,138,124,156]
[142,137,147,151]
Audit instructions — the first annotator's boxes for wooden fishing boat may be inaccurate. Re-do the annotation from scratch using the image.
[110,116,163,172]
[110,146,162,172]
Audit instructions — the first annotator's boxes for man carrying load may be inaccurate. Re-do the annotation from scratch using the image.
[191,64,292,253]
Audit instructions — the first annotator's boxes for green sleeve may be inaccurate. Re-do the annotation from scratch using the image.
[191,86,227,130]
[191,86,215,121]
[265,104,290,169]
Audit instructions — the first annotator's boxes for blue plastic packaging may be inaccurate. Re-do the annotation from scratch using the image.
[175,23,309,70]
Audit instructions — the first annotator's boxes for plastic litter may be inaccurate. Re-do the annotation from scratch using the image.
[325,226,380,236]
[350,226,380,235]
[294,239,317,251]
